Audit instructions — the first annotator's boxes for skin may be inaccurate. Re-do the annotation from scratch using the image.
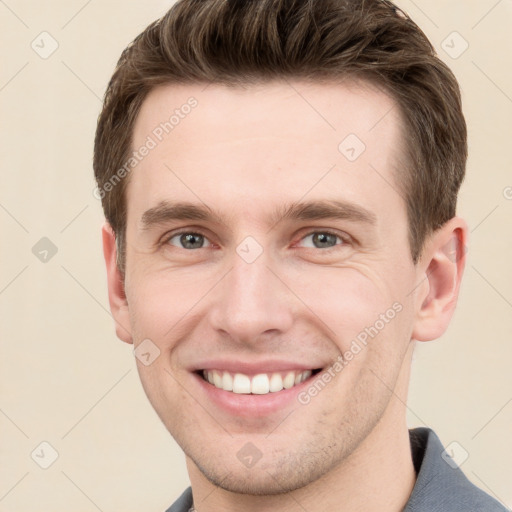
[102,80,467,512]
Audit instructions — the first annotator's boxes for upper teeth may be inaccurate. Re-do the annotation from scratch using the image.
[203,370,313,394]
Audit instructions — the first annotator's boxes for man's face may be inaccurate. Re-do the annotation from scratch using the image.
[117,81,425,493]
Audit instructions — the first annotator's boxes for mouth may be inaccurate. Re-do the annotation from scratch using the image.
[198,368,322,395]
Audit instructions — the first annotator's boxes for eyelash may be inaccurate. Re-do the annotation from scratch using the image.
[160,229,351,251]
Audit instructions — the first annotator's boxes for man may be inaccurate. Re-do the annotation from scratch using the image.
[93,0,507,510]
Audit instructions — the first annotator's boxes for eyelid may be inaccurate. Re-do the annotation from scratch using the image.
[293,229,352,249]
[160,228,214,248]
[160,227,353,251]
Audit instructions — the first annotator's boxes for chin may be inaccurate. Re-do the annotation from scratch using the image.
[185,436,349,496]
[196,461,323,496]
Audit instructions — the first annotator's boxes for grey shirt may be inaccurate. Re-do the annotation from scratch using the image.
[165,427,508,511]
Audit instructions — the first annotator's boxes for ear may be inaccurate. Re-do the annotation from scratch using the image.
[101,222,133,344]
[411,216,468,342]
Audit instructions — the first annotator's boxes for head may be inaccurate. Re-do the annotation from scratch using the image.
[95,0,468,496]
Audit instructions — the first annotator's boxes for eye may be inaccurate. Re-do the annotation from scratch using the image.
[165,231,212,250]
[161,229,348,252]
[296,231,346,250]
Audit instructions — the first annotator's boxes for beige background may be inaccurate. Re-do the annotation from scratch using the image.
[1,0,511,510]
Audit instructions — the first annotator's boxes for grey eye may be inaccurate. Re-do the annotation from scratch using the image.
[168,232,208,249]
[300,232,342,249]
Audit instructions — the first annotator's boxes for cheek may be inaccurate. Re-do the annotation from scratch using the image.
[125,249,413,357]
[125,268,212,344]
[289,264,399,346]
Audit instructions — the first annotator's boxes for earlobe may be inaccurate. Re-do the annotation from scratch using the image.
[411,217,468,342]
[101,222,133,344]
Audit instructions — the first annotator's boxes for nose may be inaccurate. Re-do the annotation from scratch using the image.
[207,247,294,346]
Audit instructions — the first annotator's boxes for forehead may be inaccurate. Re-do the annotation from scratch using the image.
[133,79,401,145]
[127,80,406,230]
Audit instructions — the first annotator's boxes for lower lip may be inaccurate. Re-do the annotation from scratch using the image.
[192,372,317,417]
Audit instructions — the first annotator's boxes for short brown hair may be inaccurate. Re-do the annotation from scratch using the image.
[94,0,467,276]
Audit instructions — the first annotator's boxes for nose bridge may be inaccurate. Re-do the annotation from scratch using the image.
[208,243,293,343]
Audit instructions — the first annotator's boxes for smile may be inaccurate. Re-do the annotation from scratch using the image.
[200,369,321,395]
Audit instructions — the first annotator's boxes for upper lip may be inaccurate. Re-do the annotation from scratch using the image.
[191,359,325,375]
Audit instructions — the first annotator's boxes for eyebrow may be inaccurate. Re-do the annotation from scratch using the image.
[139,199,377,231]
